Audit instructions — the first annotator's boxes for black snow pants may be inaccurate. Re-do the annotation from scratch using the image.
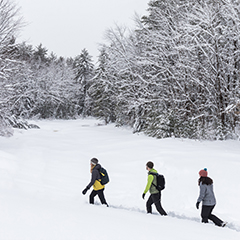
[201,205,223,226]
[89,188,108,206]
[146,192,167,215]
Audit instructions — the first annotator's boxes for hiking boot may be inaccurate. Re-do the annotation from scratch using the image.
[221,222,227,227]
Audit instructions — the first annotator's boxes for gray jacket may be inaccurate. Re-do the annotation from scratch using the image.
[197,182,216,206]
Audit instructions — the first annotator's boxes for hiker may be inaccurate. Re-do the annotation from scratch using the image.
[142,161,167,215]
[196,168,226,227]
[82,158,108,206]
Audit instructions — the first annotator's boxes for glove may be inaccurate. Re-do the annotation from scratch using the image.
[196,202,200,209]
[142,193,146,199]
[82,187,89,195]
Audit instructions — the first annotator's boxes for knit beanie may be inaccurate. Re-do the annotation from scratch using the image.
[199,168,208,177]
[91,158,98,165]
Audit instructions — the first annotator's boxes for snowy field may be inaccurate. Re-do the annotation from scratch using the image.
[0,118,240,240]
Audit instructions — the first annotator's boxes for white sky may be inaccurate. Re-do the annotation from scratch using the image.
[16,0,149,61]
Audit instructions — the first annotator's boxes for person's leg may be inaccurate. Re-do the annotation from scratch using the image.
[152,192,167,216]
[89,190,98,204]
[201,205,212,223]
[208,205,223,226]
[146,195,154,213]
[97,188,108,206]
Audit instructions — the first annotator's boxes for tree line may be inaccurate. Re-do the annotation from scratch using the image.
[1,0,240,140]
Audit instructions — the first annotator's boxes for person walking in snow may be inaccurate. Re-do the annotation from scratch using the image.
[82,158,108,206]
[196,168,226,227]
[142,161,167,215]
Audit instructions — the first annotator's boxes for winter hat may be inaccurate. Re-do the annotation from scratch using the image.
[91,158,98,165]
[146,161,154,169]
[199,168,208,177]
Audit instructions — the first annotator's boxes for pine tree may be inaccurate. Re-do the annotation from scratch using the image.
[73,49,94,115]
[88,47,116,123]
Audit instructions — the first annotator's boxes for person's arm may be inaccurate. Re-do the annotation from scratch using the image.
[82,170,98,195]
[197,183,206,203]
[86,170,98,189]
[143,174,154,194]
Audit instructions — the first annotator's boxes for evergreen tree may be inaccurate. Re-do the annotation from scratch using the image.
[73,49,94,115]
[88,47,116,123]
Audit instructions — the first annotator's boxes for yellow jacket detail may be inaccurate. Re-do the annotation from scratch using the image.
[87,164,105,191]
[93,179,104,191]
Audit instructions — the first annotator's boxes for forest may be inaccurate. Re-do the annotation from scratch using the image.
[1,0,240,140]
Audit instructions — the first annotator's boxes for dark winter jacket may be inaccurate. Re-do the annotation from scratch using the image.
[87,164,104,191]
[197,182,216,206]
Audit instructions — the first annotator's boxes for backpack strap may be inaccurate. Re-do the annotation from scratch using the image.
[96,168,102,183]
[148,172,159,191]
[148,172,158,178]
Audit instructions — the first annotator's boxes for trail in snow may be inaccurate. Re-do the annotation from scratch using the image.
[107,203,240,232]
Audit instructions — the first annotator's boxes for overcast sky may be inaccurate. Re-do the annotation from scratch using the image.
[16,0,149,61]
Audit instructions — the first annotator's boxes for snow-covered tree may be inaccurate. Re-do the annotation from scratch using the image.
[0,0,23,136]
[73,49,94,115]
[92,0,240,139]
[88,47,116,123]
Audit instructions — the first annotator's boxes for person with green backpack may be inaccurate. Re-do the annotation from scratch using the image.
[142,161,167,215]
[82,158,109,206]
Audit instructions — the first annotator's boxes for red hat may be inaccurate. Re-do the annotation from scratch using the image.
[199,168,208,177]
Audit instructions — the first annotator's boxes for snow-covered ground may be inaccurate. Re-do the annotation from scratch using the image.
[0,119,239,240]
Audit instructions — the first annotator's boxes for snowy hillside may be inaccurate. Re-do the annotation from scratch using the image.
[0,119,239,240]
